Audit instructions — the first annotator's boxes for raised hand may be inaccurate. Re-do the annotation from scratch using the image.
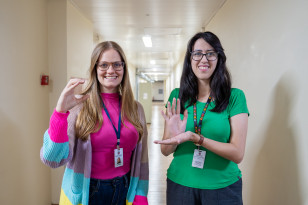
[154,98,189,145]
[164,98,187,136]
[55,78,89,113]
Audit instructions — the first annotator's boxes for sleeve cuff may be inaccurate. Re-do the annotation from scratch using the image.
[48,109,70,143]
[133,195,148,205]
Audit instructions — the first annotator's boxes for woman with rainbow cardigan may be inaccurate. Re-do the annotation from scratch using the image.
[40,41,149,205]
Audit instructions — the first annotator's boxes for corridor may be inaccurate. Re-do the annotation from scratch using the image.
[2,0,308,204]
[147,102,173,205]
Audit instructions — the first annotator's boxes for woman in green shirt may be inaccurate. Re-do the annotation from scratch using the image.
[155,32,249,205]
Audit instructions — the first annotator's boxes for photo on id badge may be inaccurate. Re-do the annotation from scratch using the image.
[114,148,123,167]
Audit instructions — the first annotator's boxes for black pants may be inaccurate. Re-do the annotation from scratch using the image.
[167,178,243,205]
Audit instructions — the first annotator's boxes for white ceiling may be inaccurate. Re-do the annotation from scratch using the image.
[71,0,226,81]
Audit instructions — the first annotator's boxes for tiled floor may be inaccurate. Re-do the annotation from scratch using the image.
[147,102,173,205]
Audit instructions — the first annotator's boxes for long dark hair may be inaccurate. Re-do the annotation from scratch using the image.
[179,31,231,113]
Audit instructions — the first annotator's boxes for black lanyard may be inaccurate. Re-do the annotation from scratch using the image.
[193,95,212,134]
[102,98,121,149]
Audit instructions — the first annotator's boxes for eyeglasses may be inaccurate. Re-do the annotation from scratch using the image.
[97,61,124,71]
[191,51,218,61]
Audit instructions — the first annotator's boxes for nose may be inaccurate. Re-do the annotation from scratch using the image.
[200,54,208,62]
[106,65,116,72]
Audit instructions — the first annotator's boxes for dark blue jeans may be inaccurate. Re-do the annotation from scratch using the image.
[89,172,130,205]
[167,177,243,205]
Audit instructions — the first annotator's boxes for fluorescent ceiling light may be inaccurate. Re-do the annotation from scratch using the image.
[139,72,154,83]
[142,36,152,47]
[143,72,169,76]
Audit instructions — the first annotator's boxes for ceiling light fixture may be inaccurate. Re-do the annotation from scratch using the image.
[143,72,170,76]
[138,72,155,83]
[142,36,152,47]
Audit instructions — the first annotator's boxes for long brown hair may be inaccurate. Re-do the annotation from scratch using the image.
[75,41,143,141]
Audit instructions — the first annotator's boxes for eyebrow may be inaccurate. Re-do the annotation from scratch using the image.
[97,61,121,63]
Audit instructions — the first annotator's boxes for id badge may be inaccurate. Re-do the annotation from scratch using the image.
[114,148,123,168]
[192,149,206,169]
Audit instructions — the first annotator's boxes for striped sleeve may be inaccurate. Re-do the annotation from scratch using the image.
[135,104,149,203]
[126,102,149,205]
[40,110,72,168]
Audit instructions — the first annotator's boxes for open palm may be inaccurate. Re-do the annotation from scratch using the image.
[162,98,188,137]
[154,98,190,145]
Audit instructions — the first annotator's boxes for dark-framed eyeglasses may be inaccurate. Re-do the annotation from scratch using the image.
[97,61,125,71]
[190,51,218,61]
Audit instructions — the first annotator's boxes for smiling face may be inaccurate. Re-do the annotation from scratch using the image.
[191,38,218,85]
[96,48,124,93]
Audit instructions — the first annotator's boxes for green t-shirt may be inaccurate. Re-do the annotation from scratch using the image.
[166,88,249,189]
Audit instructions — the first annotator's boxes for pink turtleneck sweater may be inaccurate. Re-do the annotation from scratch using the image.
[90,93,139,179]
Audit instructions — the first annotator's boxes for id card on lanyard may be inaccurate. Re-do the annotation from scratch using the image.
[102,98,124,168]
[192,95,212,169]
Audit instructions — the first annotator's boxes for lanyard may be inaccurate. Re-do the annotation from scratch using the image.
[193,95,212,135]
[102,98,121,149]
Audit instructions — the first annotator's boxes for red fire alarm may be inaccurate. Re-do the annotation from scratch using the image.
[41,75,49,85]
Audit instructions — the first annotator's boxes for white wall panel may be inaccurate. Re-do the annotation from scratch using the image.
[0,0,50,204]
[206,0,308,204]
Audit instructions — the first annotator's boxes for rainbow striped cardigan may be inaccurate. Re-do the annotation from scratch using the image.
[40,102,149,205]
